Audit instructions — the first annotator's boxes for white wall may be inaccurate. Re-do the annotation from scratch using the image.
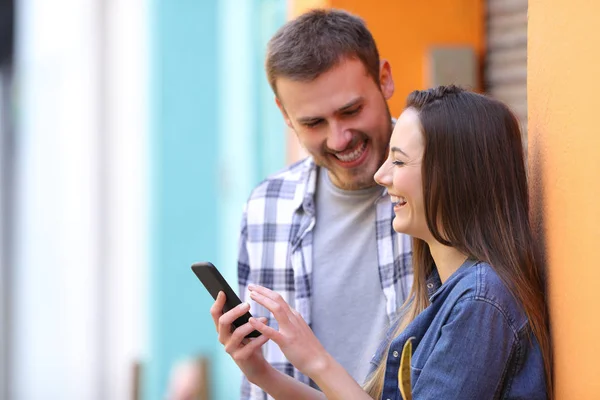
[103,0,149,398]
[11,0,148,398]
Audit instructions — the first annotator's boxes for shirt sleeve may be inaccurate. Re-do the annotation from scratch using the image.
[411,298,518,399]
[237,205,251,302]
[237,205,262,400]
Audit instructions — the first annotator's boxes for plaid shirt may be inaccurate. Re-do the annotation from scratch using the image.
[238,157,413,400]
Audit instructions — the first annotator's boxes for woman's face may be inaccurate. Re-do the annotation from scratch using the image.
[374,108,432,242]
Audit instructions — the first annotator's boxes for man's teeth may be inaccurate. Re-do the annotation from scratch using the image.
[391,196,407,205]
[335,141,367,162]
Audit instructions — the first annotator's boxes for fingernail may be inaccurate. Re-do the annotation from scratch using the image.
[248,284,256,290]
[241,302,250,310]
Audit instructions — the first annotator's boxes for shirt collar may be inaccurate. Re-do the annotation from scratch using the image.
[426,268,442,300]
[428,258,479,302]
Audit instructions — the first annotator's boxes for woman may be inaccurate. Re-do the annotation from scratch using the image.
[211,85,552,399]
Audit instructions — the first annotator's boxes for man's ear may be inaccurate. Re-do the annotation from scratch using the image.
[379,60,395,100]
[275,96,294,129]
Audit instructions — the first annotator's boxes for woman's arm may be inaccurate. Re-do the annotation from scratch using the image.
[248,285,373,400]
[210,292,325,400]
[251,367,327,400]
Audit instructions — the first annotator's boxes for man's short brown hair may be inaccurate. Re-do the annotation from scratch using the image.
[266,9,381,96]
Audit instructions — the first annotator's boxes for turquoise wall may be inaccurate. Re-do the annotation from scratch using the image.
[147,1,286,399]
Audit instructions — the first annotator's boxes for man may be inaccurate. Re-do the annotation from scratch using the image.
[238,9,413,400]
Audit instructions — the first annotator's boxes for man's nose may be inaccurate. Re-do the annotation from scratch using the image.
[326,122,353,152]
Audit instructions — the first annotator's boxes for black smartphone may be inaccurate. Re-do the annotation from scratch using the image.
[191,261,261,338]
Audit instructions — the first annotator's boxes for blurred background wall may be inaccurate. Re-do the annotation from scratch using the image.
[2,0,598,399]
[1,0,287,399]
[6,0,149,398]
[146,1,285,399]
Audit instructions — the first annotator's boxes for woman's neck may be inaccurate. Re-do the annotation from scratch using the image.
[427,241,469,283]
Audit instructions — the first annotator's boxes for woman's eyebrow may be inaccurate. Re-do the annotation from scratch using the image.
[391,146,409,157]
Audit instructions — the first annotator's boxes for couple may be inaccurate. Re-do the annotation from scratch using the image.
[212,84,552,399]
[212,9,552,400]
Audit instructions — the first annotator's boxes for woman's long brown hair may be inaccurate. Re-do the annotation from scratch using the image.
[363,86,552,398]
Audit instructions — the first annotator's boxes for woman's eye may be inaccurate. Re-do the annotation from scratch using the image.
[392,160,405,166]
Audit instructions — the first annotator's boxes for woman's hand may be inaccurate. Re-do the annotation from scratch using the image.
[210,291,271,384]
[247,284,333,378]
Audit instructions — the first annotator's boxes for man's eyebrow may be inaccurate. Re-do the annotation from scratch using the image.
[391,146,409,157]
[297,115,323,124]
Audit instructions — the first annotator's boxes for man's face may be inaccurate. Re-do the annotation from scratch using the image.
[275,58,394,190]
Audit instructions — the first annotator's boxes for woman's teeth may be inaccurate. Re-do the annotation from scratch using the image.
[391,196,407,206]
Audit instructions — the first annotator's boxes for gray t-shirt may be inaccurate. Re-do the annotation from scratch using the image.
[311,167,390,387]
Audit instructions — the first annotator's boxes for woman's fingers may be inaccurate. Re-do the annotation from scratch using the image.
[248,287,294,324]
[209,291,227,330]
[247,284,281,300]
[225,319,262,354]
[234,335,270,361]
[249,316,284,344]
[217,302,250,344]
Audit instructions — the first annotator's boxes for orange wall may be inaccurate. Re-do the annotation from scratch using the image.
[327,0,484,117]
[528,1,600,398]
[289,0,328,19]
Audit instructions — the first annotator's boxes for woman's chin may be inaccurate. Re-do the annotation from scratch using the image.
[392,220,409,235]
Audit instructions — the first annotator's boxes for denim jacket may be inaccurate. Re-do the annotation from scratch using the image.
[371,259,547,400]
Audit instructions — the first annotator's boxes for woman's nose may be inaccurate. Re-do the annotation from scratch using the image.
[374,159,391,187]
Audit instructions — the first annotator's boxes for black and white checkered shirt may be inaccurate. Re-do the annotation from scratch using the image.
[238,157,413,400]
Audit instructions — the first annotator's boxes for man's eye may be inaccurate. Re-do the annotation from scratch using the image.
[304,120,323,128]
[344,106,362,116]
